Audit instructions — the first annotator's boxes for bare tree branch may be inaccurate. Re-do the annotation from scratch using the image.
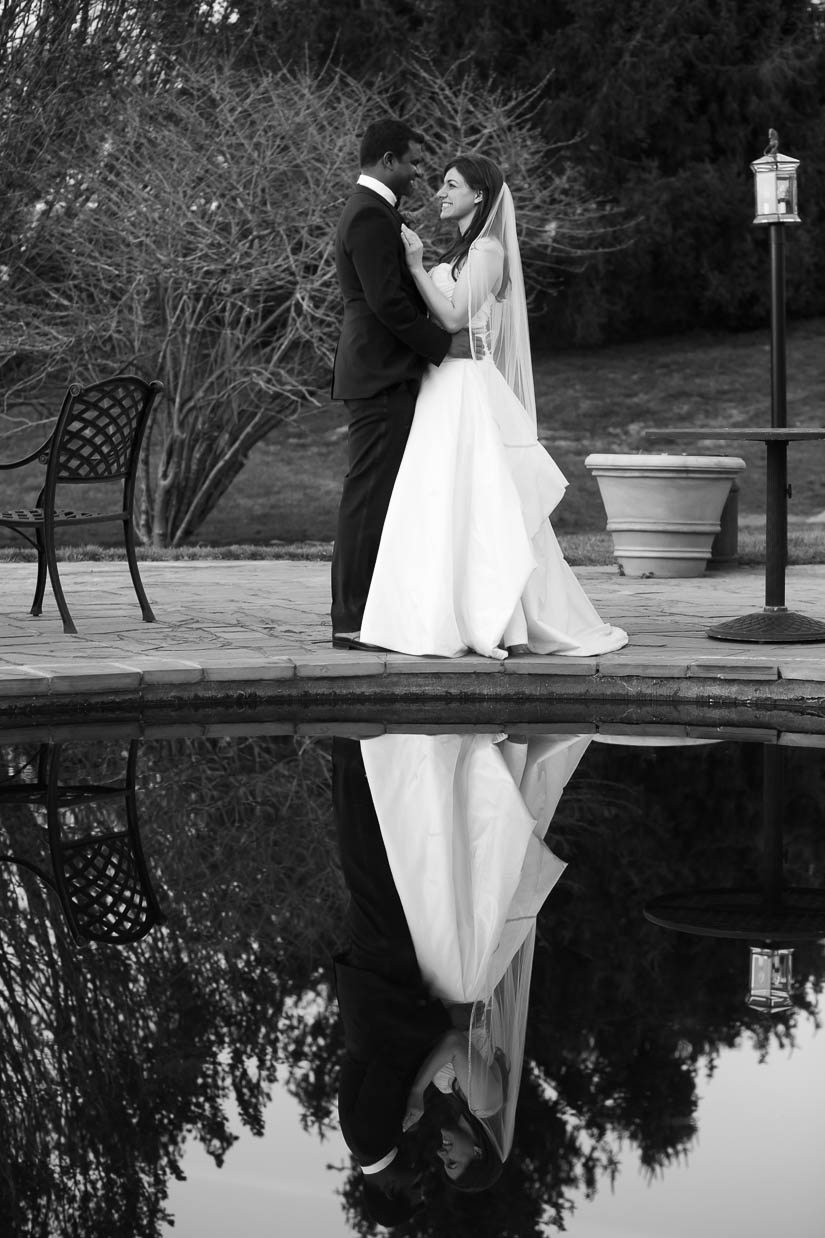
[1,56,629,546]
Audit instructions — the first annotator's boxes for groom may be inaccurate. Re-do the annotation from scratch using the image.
[330,118,454,650]
[332,736,449,1224]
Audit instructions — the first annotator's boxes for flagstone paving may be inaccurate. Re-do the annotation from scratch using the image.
[0,560,823,726]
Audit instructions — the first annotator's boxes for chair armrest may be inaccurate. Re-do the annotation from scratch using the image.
[0,854,58,891]
[0,437,52,470]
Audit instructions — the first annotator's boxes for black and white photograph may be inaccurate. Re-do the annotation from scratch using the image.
[1,3,824,1237]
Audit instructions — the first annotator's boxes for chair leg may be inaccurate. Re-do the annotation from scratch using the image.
[31,528,48,618]
[124,520,155,623]
[44,533,77,635]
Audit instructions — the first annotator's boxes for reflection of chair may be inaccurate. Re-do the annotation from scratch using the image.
[0,375,163,634]
[0,741,164,945]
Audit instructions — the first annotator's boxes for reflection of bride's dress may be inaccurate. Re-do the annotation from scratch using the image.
[361,262,627,659]
[361,733,586,1001]
[361,732,590,1159]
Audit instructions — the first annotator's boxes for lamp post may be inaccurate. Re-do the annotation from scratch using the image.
[750,134,799,573]
[703,131,825,642]
[644,130,825,640]
[750,133,800,442]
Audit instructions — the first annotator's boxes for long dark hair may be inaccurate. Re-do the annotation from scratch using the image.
[415,1082,504,1193]
[439,154,505,280]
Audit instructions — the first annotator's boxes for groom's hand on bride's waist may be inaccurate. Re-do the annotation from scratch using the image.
[446,331,472,359]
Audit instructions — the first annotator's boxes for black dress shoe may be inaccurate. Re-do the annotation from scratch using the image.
[507,644,533,657]
[332,632,361,649]
[332,632,388,652]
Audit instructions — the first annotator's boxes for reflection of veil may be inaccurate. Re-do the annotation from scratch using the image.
[467,183,536,439]
[467,922,535,1161]
[361,733,591,1161]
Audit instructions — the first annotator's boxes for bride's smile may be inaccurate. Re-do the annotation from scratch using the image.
[436,1119,482,1178]
[437,167,482,233]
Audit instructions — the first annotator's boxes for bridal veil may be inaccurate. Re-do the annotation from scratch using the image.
[467,182,537,438]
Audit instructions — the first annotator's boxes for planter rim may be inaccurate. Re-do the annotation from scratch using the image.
[585,452,746,471]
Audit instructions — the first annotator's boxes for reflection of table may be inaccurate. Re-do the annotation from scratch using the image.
[644,745,825,1012]
[646,427,825,641]
[644,886,825,942]
[645,747,825,944]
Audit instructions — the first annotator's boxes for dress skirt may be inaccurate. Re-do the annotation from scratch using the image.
[361,356,628,658]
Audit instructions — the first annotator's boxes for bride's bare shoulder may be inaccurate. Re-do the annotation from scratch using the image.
[470,236,504,254]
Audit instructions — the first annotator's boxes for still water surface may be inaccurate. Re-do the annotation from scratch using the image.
[1,722,823,1237]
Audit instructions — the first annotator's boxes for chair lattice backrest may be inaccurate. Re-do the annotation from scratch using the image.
[0,742,164,946]
[60,832,157,943]
[47,740,165,945]
[0,373,161,633]
[53,377,155,483]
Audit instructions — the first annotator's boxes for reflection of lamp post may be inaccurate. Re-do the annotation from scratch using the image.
[644,745,825,1016]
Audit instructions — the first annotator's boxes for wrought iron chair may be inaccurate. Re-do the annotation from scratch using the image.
[0,374,163,634]
[0,740,165,945]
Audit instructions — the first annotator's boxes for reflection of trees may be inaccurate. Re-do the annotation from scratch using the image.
[1,736,823,1237]
[0,736,345,1235]
[521,741,824,1230]
[142,734,348,1133]
[336,739,825,1237]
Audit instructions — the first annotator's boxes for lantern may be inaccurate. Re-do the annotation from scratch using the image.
[746,946,793,1014]
[751,136,800,225]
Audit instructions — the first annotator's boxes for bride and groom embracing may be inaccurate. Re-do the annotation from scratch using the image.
[330,118,628,660]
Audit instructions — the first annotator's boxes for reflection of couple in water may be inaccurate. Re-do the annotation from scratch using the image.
[332,731,591,1225]
[401,1014,508,1188]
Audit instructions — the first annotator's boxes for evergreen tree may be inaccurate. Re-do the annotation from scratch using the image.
[543,0,825,340]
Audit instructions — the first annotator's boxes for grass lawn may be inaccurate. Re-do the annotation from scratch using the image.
[1,317,823,565]
[195,315,825,548]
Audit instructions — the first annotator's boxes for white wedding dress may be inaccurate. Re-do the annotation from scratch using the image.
[360,259,628,659]
[361,730,590,1159]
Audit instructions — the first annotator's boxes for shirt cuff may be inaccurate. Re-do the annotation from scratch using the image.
[360,1147,398,1175]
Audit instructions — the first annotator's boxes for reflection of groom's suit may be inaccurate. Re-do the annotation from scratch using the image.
[332,737,450,1169]
[330,185,450,634]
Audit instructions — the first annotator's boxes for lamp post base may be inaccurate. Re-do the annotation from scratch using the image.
[708,607,825,643]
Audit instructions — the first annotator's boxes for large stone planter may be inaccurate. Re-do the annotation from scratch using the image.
[584,453,747,578]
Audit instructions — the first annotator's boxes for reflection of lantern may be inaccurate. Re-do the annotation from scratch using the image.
[746,946,793,1014]
[644,748,825,1018]
[750,147,800,225]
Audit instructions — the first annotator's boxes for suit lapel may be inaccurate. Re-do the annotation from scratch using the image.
[350,184,400,220]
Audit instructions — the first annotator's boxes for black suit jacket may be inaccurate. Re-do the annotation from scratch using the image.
[335,957,451,1166]
[331,186,451,400]
[332,737,451,1167]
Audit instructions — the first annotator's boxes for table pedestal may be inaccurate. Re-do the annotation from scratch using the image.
[645,428,825,643]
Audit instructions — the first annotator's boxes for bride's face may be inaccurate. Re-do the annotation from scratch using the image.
[437,168,481,233]
[436,1117,481,1180]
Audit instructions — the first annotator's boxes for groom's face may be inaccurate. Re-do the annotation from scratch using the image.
[386,141,423,202]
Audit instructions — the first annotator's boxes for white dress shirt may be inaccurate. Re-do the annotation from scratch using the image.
[360,1147,398,1175]
[356,173,397,208]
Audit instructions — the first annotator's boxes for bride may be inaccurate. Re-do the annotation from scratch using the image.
[361,730,590,1187]
[360,155,628,659]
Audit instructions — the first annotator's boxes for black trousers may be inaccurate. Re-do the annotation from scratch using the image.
[332,736,419,986]
[330,380,418,634]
